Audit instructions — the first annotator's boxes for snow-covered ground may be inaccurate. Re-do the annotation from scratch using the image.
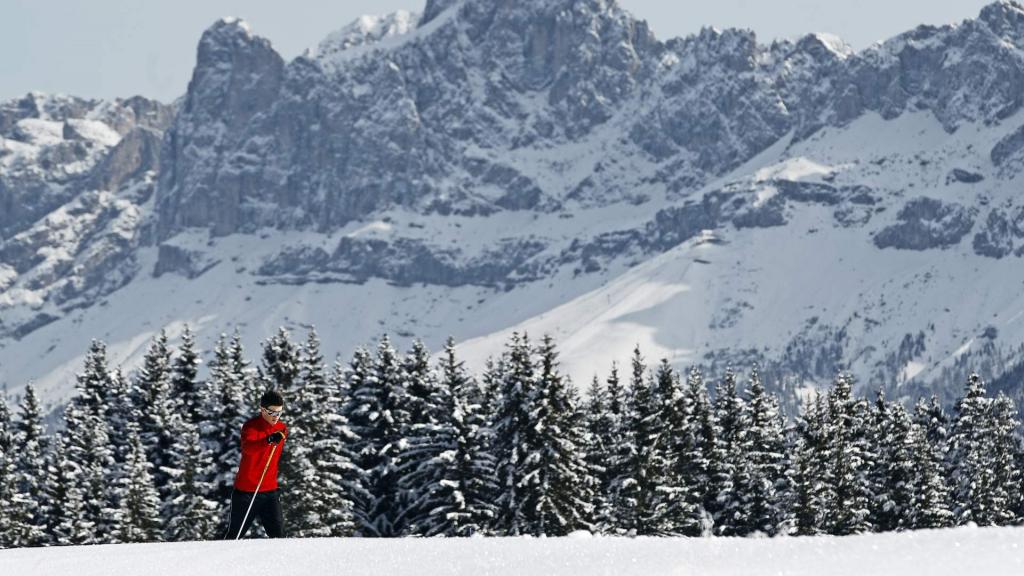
[4,527,1024,576]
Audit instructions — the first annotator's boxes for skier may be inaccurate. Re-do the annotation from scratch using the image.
[223,390,288,539]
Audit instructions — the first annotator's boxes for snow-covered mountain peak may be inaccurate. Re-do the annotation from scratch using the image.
[314,10,420,62]
[198,17,261,53]
[979,0,1024,31]
[796,33,854,60]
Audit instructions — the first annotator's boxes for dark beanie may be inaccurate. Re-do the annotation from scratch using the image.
[260,389,285,408]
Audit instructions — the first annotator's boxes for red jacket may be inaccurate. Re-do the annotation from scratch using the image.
[233,415,287,492]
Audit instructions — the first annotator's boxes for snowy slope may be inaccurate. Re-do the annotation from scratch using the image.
[4,106,1024,412]
[3,527,1024,576]
[459,109,1024,391]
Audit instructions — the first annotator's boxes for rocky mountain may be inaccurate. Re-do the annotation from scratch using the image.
[5,0,1024,412]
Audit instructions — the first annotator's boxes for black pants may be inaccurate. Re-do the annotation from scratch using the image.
[223,489,285,539]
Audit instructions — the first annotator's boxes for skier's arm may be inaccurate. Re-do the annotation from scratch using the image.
[240,425,270,454]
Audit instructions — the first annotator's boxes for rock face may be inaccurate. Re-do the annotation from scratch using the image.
[874,198,976,251]
[149,0,1024,245]
[0,93,172,339]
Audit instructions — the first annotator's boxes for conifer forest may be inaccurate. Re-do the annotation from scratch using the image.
[1,327,1022,548]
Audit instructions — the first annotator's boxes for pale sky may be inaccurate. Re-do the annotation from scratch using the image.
[0,0,994,103]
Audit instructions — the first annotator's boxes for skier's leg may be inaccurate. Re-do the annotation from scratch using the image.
[223,489,260,540]
[258,490,285,538]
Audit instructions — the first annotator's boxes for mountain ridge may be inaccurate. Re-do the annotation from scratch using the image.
[4,1,1024,411]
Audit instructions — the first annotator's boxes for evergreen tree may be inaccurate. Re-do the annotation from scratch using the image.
[262,327,300,394]
[583,375,615,533]
[740,366,788,536]
[133,331,182,499]
[907,421,953,529]
[491,332,537,535]
[339,346,375,531]
[343,336,410,536]
[681,367,716,535]
[914,395,950,449]
[613,347,677,535]
[115,427,162,543]
[948,373,1002,525]
[199,333,251,532]
[10,385,49,546]
[651,359,701,535]
[589,363,628,533]
[397,339,444,534]
[105,368,136,465]
[0,396,16,548]
[43,433,94,545]
[165,425,219,541]
[823,373,872,535]
[63,340,118,542]
[521,335,593,535]
[404,338,496,536]
[868,393,916,532]
[988,394,1021,525]
[171,325,203,425]
[792,396,828,536]
[711,367,748,536]
[287,329,355,537]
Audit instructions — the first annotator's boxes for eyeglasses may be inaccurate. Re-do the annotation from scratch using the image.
[263,407,284,417]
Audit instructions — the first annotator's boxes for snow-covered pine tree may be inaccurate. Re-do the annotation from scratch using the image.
[711,367,749,536]
[823,373,873,535]
[947,373,1000,526]
[740,366,789,536]
[584,375,614,533]
[404,338,497,536]
[339,346,375,532]
[651,360,700,535]
[171,325,203,426]
[792,395,828,536]
[10,384,49,546]
[262,327,300,394]
[132,331,182,502]
[43,432,94,545]
[987,393,1021,525]
[199,333,251,531]
[324,358,360,536]
[105,368,136,466]
[913,396,950,469]
[491,332,537,536]
[0,396,16,548]
[231,331,261,409]
[63,340,118,542]
[287,329,355,537]
[164,424,219,541]
[907,419,953,529]
[590,363,628,534]
[520,334,593,536]
[343,336,410,537]
[115,426,162,543]
[397,339,444,534]
[681,367,716,535]
[867,392,916,532]
[613,346,677,535]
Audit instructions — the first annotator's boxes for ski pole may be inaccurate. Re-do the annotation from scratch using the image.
[235,440,280,540]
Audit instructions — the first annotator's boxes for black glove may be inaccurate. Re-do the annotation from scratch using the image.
[267,431,285,445]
